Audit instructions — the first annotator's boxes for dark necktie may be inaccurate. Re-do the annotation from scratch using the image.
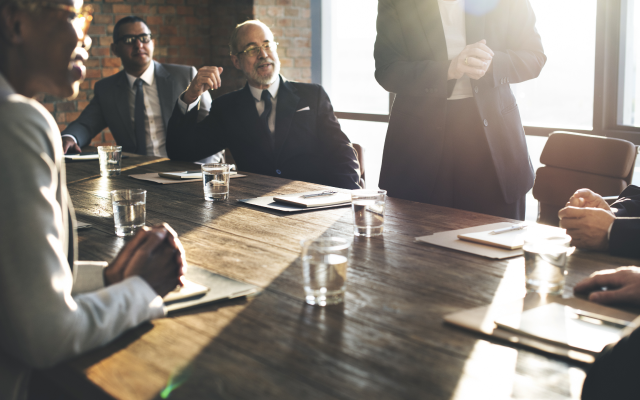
[260,90,274,145]
[134,78,147,155]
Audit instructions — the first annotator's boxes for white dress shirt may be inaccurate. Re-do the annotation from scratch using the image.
[125,63,167,156]
[438,0,474,100]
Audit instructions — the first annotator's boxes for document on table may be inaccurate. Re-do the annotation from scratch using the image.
[128,172,245,184]
[415,222,565,259]
[238,191,352,213]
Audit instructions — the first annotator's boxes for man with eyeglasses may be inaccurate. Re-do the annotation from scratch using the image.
[166,20,361,190]
[0,2,186,398]
[60,16,220,161]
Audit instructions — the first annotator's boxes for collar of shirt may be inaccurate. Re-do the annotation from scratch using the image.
[125,62,155,89]
[248,76,280,102]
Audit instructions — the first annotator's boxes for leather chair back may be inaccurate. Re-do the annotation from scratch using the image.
[532,131,637,226]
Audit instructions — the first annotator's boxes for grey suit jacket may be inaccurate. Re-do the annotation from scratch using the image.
[61,61,210,152]
[0,74,164,400]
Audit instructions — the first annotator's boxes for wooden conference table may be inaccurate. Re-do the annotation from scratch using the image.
[50,153,640,399]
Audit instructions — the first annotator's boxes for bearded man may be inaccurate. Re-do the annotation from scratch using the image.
[165,20,361,190]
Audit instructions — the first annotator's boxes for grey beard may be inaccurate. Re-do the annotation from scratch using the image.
[251,61,281,85]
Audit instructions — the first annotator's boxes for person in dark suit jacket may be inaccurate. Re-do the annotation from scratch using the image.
[166,20,360,190]
[559,186,640,259]
[374,0,546,219]
[61,16,213,158]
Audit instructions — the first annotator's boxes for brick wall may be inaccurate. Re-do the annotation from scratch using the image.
[41,0,311,146]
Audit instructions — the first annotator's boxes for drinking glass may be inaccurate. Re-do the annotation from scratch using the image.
[300,237,351,306]
[110,189,146,237]
[97,146,122,177]
[351,189,386,237]
[201,163,230,201]
[523,233,573,294]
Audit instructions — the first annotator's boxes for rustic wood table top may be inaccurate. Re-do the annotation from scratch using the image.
[50,154,640,400]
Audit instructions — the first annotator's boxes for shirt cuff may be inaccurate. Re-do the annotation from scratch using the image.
[71,261,108,295]
[608,219,615,240]
[61,134,78,144]
[177,94,200,114]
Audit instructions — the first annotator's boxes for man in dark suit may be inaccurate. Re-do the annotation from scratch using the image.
[559,186,640,259]
[374,0,546,219]
[166,20,360,190]
[61,16,214,158]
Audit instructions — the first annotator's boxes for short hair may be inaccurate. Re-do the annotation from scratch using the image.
[113,16,148,42]
[228,20,272,56]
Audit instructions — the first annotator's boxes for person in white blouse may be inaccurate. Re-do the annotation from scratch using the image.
[60,16,219,161]
[375,0,546,220]
[0,2,185,398]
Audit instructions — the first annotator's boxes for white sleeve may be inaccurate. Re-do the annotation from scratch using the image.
[177,92,201,114]
[0,99,164,369]
[61,134,78,144]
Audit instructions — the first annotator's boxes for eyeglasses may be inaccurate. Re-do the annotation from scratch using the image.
[115,34,152,45]
[236,41,278,57]
[19,2,93,49]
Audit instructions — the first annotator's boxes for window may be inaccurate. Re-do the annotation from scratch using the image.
[511,0,598,131]
[618,0,640,127]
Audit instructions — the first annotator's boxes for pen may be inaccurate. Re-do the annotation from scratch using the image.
[571,309,630,329]
[301,191,337,198]
[489,224,527,235]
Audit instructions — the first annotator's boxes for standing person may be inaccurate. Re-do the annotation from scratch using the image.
[375,0,546,219]
[166,20,361,190]
[0,1,185,398]
[61,16,220,161]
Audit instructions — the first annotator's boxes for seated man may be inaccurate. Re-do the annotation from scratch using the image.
[166,20,361,190]
[558,186,640,258]
[61,16,219,160]
[0,2,184,398]
[575,267,640,399]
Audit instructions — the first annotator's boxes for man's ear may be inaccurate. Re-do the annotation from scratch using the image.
[0,4,24,45]
[231,55,240,70]
[110,42,119,57]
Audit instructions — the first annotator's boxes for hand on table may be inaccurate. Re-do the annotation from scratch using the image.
[566,188,612,212]
[447,39,494,81]
[104,223,187,297]
[574,266,640,306]
[62,137,81,154]
[558,206,614,251]
[182,66,224,105]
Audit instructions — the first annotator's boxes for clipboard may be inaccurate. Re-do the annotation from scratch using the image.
[443,293,639,363]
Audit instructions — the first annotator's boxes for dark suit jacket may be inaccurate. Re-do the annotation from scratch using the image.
[61,61,209,153]
[166,76,361,189]
[609,185,640,258]
[374,0,546,204]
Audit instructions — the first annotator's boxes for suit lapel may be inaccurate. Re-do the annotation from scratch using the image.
[465,0,486,44]
[414,0,448,61]
[154,61,173,129]
[114,70,135,145]
[273,76,300,161]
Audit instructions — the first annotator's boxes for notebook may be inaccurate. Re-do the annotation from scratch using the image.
[163,279,209,302]
[494,303,626,354]
[158,171,239,180]
[457,224,565,250]
[272,191,351,208]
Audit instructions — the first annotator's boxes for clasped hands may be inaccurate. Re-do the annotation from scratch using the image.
[558,188,615,251]
[182,66,224,105]
[447,39,494,81]
[103,223,186,297]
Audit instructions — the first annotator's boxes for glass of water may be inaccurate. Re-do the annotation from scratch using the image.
[523,233,573,295]
[300,237,351,306]
[351,189,387,237]
[110,189,146,237]
[97,146,122,177]
[201,163,230,201]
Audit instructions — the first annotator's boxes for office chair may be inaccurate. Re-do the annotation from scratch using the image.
[532,131,638,226]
